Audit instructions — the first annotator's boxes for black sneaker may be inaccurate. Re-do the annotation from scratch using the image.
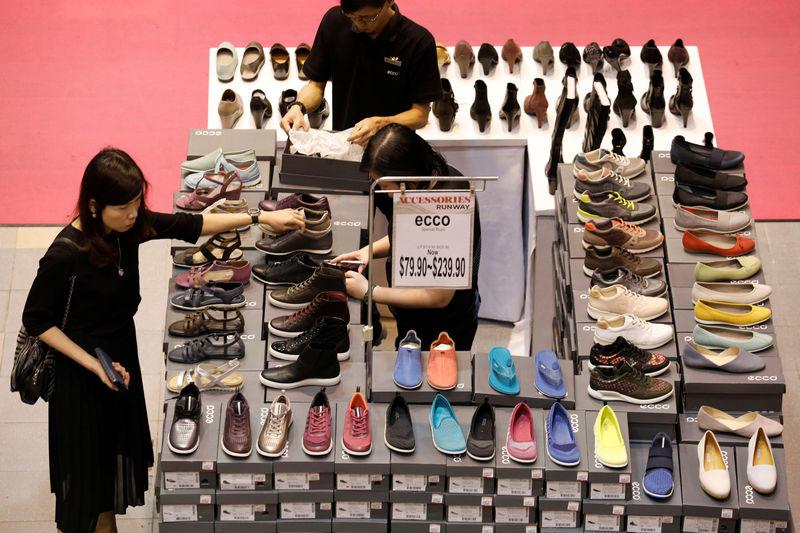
[269,316,350,361]
[674,162,747,191]
[577,190,657,224]
[168,383,201,455]
[259,341,341,389]
[466,398,496,461]
[385,394,415,453]
[590,266,667,297]
[252,253,320,286]
[672,184,748,211]
[589,337,670,376]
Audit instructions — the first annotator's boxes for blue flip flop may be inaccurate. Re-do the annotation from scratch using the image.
[534,350,566,399]
[643,432,674,499]
[488,347,520,395]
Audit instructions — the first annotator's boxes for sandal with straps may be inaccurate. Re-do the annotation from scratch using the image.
[170,281,246,311]
[175,260,252,289]
[167,360,243,392]
[176,170,242,211]
[167,332,245,363]
[168,308,245,337]
[173,231,244,267]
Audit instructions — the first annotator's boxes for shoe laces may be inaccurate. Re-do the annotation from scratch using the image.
[231,404,248,432]
[618,362,651,385]
[288,298,319,322]
[605,151,630,166]
[288,270,319,295]
[615,246,642,265]
[607,171,631,187]
[350,410,369,438]
[308,408,328,434]
[284,321,321,350]
[266,412,286,438]
[620,286,645,302]
[629,315,652,332]
[611,218,644,236]
[608,192,635,210]
[620,269,646,287]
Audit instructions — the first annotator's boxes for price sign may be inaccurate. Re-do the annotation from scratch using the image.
[392,189,475,289]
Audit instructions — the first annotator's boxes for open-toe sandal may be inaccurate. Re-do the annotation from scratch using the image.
[167,332,245,363]
[168,308,245,337]
[167,360,243,392]
[170,281,246,311]
[173,231,243,267]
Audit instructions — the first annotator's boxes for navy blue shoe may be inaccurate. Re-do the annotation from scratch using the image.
[643,432,674,499]
[670,135,744,170]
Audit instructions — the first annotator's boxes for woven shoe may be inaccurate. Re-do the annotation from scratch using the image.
[589,336,670,376]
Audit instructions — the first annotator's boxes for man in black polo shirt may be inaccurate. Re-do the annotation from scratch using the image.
[280,0,441,146]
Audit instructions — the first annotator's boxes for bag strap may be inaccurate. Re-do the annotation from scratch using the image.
[53,237,78,330]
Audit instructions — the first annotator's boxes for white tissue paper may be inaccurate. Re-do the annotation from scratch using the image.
[288,129,364,162]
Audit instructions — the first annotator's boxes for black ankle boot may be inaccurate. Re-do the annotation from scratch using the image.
[611,128,626,156]
[704,132,714,148]
[640,125,654,162]
[613,70,636,127]
[669,67,694,127]
[640,69,666,127]
[470,80,491,132]
[433,78,458,132]
[499,83,521,132]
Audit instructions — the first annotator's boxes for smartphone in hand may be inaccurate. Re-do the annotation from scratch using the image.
[323,260,364,272]
[95,347,128,392]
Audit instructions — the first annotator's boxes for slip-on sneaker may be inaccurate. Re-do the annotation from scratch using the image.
[466,399,496,461]
[574,148,646,178]
[385,394,415,453]
[584,245,662,278]
[681,341,765,373]
[257,392,292,457]
[697,430,731,500]
[302,388,332,456]
[589,360,673,404]
[747,427,777,494]
[507,402,537,463]
[673,183,749,211]
[692,324,774,353]
[674,162,747,190]
[682,230,755,257]
[694,299,771,326]
[240,41,265,81]
[695,257,762,282]
[589,336,670,376]
[591,267,667,298]
[674,205,751,234]
[546,402,580,466]
[268,291,349,338]
[594,314,674,350]
[573,167,652,201]
[671,135,745,170]
[429,394,466,455]
[343,387,372,456]
[534,350,566,398]
[168,383,201,455]
[219,89,243,129]
[697,405,783,438]
[488,346,520,395]
[393,330,423,389]
[588,284,669,321]
[578,191,657,225]
[643,432,674,499]
[583,219,663,254]
[691,282,772,305]
[594,405,628,468]
[427,332,458,390]
[216,42,238,82]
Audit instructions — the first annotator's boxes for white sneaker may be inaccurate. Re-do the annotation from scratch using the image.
[594,314,674,349]
[588,284,669,320]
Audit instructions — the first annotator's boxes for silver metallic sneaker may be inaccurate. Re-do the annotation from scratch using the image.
[168,383,201,455]
[257,391,293,457]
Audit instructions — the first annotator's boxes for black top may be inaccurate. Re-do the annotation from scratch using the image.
[302,4,442,130]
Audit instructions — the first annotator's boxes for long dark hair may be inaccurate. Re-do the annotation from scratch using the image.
[76,148,154,266]
[360,124,448,188]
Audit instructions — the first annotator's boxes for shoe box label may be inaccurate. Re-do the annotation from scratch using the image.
[449,476,483,494]
[219,504,256,521]
[392,502,427,520]
[336,473,371,490]
[740,519,789,533]
[163,471,200,490]
[495,506,531,524]
[280,502,315,519]
[393,474,427,492]
[219,474,257,491]
[447,504,483,523]
[585,513,622,532]
[683,517,719,533]
[274,472,309,490]
[162,504,198,523]
[540,509,578,528]
[546,481,582,499]
[589,482,627,500]
[336,501,370,519]
[627,515,669,533]
[497,478,533,496]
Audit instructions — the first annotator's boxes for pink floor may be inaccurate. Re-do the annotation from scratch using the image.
[1,0,797,223]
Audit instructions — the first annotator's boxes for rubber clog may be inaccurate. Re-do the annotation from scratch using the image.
[488,347,519,395]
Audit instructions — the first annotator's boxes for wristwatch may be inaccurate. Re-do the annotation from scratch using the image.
[288,102,307,115]
[362,284,378,304]
[248,208,260,226]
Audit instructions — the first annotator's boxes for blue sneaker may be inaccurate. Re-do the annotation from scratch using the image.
[393,330,423,389]
[488,347,520,395]
[429,394,466,455]
[643,432,674,499]
[534,350,566,399]
[546,403,580,466]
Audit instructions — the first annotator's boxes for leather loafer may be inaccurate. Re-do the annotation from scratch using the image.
[295,42,312,80]
[216,42,238,82]
[218,89,243,129]
[240,41,265,81]
[270,43,290,80]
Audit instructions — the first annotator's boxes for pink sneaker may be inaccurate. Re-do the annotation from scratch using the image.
[302,388,332,456]
[342,387,372,455]
[506,402,537,463]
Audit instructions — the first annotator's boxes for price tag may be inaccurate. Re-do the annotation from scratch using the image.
[449,476,483,494]
[523,497,536,507]
[590,482,626,500]
[541,510,577,528]
[336,501,370,519]
[220,504,255,522]
[274,473,309,490]
[337,473,371,490]
[482,526,494,533]
[721,509,733,519]
[448,505,483,522]
[497,478,532,496]
[482,468,495,478]
[280,502,315,519]
[162,504,197,523]
[531,468,544,479]
[526,527,538,533]
[431,493,444,504]
[163,472,200,490]
[219,473,255,491]
[393,474,427,491]
[627,516,663,533]
[392,189,475,289]
[392,502,427,520]
[430,525,441,533]
[683,517,719,533]
[546,480,582,499]
[585,514,621,532]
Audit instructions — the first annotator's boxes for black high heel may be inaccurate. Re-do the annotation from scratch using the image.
[499,83,521,132]
[470,80,491,132]
[559,42,581,71]
[611,128,626,156]
[477,43,498,75]
[668,38,689,77]
[640,69,666,127]
[612,70,636,127]
[602,38,630,72]
[250,89,272,129]
[556,67,579,128]
[582,42,604,74]
[669,67,693,127]
[581,73,610,152]
[640,39,663,75]
[583,72,607,113]
[640,125,654,162]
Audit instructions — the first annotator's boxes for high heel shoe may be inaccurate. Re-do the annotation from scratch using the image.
[640,125,654,162]
[640,39,663,75]
[502,39,522,74]
[559,42,581,71]
[668,38,689,77]
[640,69,666,127]
[524,78,548,128]
[533,40,554,75]
[436,43,451,72]
[669,67,694,127]
[582,73,610,152]
[433,78,459,132]
[470,80,491,132]
[250,89,272,129]
[499,82,521,132]
[478,43,498,75]
[583,42,604,74]
[613,70,636,127]
[454,40,475,79]
[583,72,607,113]
[611,128,626,156]
[557,67,580,128]
[603,38,631,72]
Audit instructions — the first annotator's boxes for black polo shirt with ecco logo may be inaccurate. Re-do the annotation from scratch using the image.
[302,4,442,130]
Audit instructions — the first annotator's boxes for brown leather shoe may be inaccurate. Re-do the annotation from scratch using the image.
[583,245,662,278]
[222,392,252,457]
[453,40,474,78]
[270,43,290,80]
[296,43,311,80]
[501,38,522,74]
[259,193,331,215]
[268,267,346,309]
[218,89,243,129]
[256,215,333,256]
[240,41,265,81]
[523,78,548,128]
[269,291,350,337]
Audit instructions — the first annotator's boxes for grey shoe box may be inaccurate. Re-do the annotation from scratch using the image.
[678,443,739,532]
[494,494,537,525]
[271,167,366,197]
[539,497,583,528]
[650,151,675,175]
[278,490,334,519]
[390,404,447,492]
[158,488,216,523]
[544,410,589,500]
[495,524,540,533]
[187,128,277,161]
[277,519,331,532]
[472,353,540,407]
[333,491,389,519]
[166,271,265,312]
[584,410,633,500]
[673,308,775,335]
[280,140,370,193]
[332,518,388,532]
[582,499,626,532]
[667,263,767,287]
[262,295,362,339]
[164,307,263,358]
[654,172,677,196]
[679,411,783,448]
[681,352,785,411]
[216,490,278,521]
[572,289,673,325]
[626,446,682,533]
[369,350,473,404]
[734,447,792,527]
[391,520,447,533]
[495,406,545,497]
[157,521,213,533]
[265,324,364,364]
[179,162,272,193]
[160,399,222,490]
[567,223,665,259]
[664,237,759,265]
[216,521,276,533]
[333,398,390,491]
[264,362,365,405]
[445,493,494,523]
[270,403,335,490]
[568,256,668,296]
[574,323,678,361]
[390,490,445,521]
[445,405,496,494]
[276,191,369,229]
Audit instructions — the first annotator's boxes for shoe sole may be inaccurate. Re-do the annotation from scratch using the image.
[643,485,674,499]
[221,439,253,458]
[259,374,341,389]
[587,304,667,322]
[302,440,333,456]
[383,433,414,454]
[257,246,333,257]
[596,457,628,468]
[674,221,752,234]
[268,292,312,310]
[428,417,466,455]
[268,345,350,361]
[342,439,372,456]
[269,322,350,339]
[587,385,673,405]
[583,265,660,278]
[168,439,200,455]
[393,377,423,390]
[691,295,770,305]
[256,443,289,458]
[694,316,771,327]
[587,360,671,377]
[170,300,246,311]
[466,449,496,462]
[426,379,456,391]
[592,334,672,350]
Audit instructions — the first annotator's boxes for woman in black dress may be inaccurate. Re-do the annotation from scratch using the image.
[22,148,303,533]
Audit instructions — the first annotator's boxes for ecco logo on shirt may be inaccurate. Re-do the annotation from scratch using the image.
[385,56,401,76]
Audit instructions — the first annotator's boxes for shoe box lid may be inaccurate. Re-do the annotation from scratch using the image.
[278,490,334,519]
[262,294,362,338]
[216,521,277,533]
[390,519,447,533]
[158,488,216,527]
[583,409,633,497]
[332,518,388,533]
[333,396,390,481]
[673,308,775,336]
[272,169,368,196]
[678,412,784,449]
[216,490,278,523]
[493,406,545,497]
[567,223,665,259]
[266,324,364,364]
[654,172,677,197]
[265,362,365,406]
[473,353,575,410]
[493,493,539,509]
[543,410,590,496]
[270,402,335,478]
[187,128,276,162]
[651,151,676,175]
[158,520,214,533]
[164,307,264,361]
[390,494,445,522]
[333,489,390,503]
[160,398,222,490]
[277,191,369,230]
[675,329,781,359]
[626,445,683,519]
[678,443,740,520]
[664,237,759,265]
[369,350,473,405]
[390,404,447,480]
[568,258,668,293]
[276,518,332,532]
[574,323,679,361]
[280,139,370,192]
[443,405,497,495]
[734,446,792,523]
[216,489,278,505]
[667,263,768,288]
[572,288,675,325]
[582,498,627,532]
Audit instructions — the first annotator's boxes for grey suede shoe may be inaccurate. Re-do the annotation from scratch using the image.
[674,205,751,233]
[682,341,765,373]
[216,42,238,82]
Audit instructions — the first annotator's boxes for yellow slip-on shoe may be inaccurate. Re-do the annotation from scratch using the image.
[694,299,772,326]
[594,405,628,468]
